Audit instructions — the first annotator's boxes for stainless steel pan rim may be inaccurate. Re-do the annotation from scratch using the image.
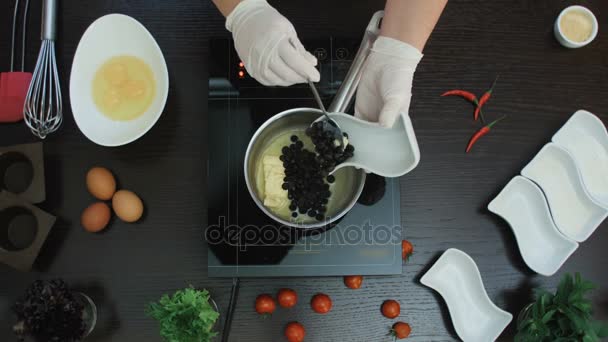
[244,107,366,229]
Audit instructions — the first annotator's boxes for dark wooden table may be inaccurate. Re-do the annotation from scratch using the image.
[1,0,607,341]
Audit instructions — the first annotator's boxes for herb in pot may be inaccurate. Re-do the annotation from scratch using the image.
[147,287,219,342]
[12,279,87,342]
[516,273,608,342]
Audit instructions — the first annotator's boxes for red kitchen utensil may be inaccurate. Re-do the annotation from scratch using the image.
[0,0,32,123]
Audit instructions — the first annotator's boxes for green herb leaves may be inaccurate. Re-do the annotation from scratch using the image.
[147,287,220,342]
[515,273,608,342]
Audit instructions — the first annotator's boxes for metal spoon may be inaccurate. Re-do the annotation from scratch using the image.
[308,81,346,151]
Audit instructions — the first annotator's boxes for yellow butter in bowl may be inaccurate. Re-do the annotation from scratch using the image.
[262,155,288,209]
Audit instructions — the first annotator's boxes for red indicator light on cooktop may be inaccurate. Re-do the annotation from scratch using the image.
[238,70,245,78]
[238,61,244,68]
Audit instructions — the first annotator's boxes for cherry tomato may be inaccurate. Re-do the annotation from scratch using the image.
[310,293,332,314]
[344,275,363,289]
[391,322,411,339]
[381,299,400,319]
[284,321,306,342]
[255,294,276,315]
[277,288,298,308]
[402,240,414,261]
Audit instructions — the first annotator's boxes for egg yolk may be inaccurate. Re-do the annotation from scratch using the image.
[92,55,155,121]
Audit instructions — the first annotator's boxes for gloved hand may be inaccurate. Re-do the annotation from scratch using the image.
[226,0,320,86]
[355,36,423,128]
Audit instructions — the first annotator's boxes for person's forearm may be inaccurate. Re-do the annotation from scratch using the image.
[213,0,241,17]
[381,0,447,52]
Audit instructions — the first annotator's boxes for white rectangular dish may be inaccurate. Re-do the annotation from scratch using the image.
[488,176,578,276]
[552,110,608,208]
[421,249,512,342]
[521,143,607,242]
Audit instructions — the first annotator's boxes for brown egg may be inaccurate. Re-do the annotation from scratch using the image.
[86,167,116,200]
[112,190,144,223]
[81,202,111,232]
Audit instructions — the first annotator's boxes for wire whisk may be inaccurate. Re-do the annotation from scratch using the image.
[24,0,62,139]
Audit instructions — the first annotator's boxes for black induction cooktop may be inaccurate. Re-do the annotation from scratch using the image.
[206,38,403,277]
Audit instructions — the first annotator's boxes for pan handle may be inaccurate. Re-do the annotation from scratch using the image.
[328,11,383,113]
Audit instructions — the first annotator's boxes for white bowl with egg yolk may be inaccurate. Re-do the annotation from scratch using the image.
[70,14,169,146]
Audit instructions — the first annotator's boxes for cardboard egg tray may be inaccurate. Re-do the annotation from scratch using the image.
[0,191,55,271]
[0,142,46,203]
[0,143,55,271]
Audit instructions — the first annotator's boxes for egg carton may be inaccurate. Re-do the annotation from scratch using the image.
[0,142,45,203]
[0,191,55,271]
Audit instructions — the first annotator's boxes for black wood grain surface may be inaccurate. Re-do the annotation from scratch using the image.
[1,0,607,341]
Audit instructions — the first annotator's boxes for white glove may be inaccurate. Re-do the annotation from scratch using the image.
[226,0,320,86]
[355,36,423,128]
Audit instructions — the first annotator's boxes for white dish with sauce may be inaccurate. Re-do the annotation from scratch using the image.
[521,143,607,242]
[70,14,169,146]
[554,5,598,49]
[488,176,578,276]
[553,110,608,208]
[421,249,512,342]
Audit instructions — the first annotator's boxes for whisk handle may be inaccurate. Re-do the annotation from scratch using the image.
[41,0,57,40]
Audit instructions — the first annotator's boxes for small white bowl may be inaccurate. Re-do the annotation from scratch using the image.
[421,249,512,342]
[554,5,598,49]
[488,176,578,276]
[70,14,169,147]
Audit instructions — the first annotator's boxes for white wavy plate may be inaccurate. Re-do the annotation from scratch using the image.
[328,113,420,178]
[521,143,607,242]
[421,249,512,342]
[488,176,578,276]
[553,110,608,208]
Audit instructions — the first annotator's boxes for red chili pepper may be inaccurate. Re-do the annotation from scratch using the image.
[474,76,499,121]
[466,115,507,153]
[441,90,478,104]
[442,90,486,124]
